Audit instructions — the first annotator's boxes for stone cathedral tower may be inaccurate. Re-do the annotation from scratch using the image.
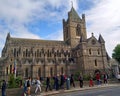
[63,7,87,48]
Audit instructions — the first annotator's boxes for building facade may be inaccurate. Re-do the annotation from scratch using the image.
[0,7,110,80]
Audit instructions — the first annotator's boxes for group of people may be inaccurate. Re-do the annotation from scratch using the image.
[1,72,108,96]
[23,76,42,96]
[89,72,108,87]
[23,74,85,96]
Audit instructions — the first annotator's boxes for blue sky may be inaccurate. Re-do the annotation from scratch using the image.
[0,0,120,57]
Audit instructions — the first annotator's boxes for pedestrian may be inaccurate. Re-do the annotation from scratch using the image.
[103,73,108,85]
[70,74,75,87]
[78,75,83,88]
[46,76,52,91]
[27,77,31,96]
[35,76,42,95]
[23,79,28,96]
[1,80,6,96]
[60,74,65,89]
[89,78,94,87]
[96,73,100,85]
[55,75,59,90]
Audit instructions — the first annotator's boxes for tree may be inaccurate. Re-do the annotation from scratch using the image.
[112,44,120,64]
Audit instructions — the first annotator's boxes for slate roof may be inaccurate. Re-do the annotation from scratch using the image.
[9,37,68,47]
[69,7,81,20]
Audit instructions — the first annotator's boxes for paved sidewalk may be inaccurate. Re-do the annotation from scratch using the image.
[33,84,120,96]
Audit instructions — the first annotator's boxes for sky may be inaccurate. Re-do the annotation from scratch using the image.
[0,0,120,57]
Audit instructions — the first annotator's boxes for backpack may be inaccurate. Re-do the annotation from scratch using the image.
[27,80,30,87]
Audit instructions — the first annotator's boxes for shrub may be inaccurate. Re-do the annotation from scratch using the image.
[8,74,22,88]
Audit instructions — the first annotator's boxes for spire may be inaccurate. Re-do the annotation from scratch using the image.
[92,33,94,37]
[7,32,10,40]
[98,34,105,43]
[68,6,80,20]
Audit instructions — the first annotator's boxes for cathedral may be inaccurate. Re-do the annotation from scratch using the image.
[0,7,110,80]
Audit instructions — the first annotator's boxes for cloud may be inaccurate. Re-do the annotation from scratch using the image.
[0,0,79,57]
[44,30,63,40]
[1,0,119,58]
[85,0,120,57]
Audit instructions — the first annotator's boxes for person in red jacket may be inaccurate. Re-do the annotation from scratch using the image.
[96,73,100,85]
[89,78,94,87]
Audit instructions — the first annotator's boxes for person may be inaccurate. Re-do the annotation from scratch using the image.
[55,75,59,90]
[103,73,108,85]
[1,80,6,96]
[60,74,65,89]
[89,78,94,87]
[96,73,100,85]
[46,76,52,91]
[27,77,31,96]
[78,74,83,88]
[23,79,28,96]
[35,76,42,95]
[70,74,75,87]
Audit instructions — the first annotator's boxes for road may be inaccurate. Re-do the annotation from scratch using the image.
[55,86,120,96]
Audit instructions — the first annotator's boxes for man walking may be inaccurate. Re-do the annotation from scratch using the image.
[1,80,7,96]
[103,73,108,85]
[60,74,65,89]
[70,74,75,87]
[78,75,83,88]
[46,76,51,91]
[27,77,31,96]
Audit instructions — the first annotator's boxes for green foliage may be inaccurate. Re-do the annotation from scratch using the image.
[8,74,22,88]
[83,74,91,80]
[74,71,81,81]
[112,44,120,64]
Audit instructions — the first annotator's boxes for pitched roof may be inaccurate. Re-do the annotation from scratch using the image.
[9,37,67,47]
[69,7,80,20]
[98,34,105,43]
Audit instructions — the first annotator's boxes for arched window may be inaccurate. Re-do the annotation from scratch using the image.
[61,67,64,74]
[89,49,92,55]
[50,68,53,77]
[38,68,41,77]
[26,49,28,57]
[23,51,25,57]
[37,49,39,57]
[10,65,12,74]
[6,67,8,75]
[95,59,97,66]
[98,49,100,55]
[39,52,41,57]
[14,48,16,57]
[76,24,81,36]
[25,68,28,78]
[35,52,37,57]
